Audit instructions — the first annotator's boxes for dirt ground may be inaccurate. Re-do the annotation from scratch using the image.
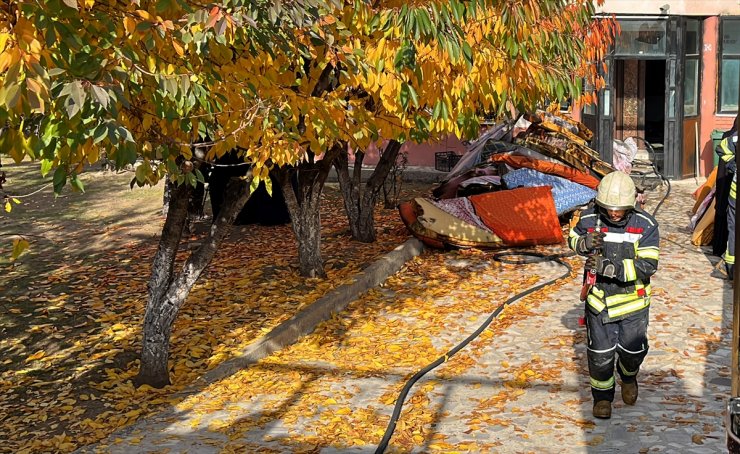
[0,160,435,453]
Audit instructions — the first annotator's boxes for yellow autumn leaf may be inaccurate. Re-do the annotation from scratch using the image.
[25,350,46,362]
[0,50,11,73]
[135,10,151,20]
[172,40,184,57]
[123,17,136,34]
[11,238,29,260]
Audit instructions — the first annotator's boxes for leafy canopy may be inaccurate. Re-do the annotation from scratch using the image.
[0,0,614,192]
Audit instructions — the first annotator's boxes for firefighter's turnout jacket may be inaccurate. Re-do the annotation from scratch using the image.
[717,133,738,267]
[717,133,738,201]
[569,205,660,322]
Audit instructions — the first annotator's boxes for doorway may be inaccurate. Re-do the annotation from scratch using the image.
[644,60,666,149]
[614,59,666,163]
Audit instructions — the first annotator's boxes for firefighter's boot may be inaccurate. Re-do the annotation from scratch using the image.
[593,400,612,419]
[621,380,638,405]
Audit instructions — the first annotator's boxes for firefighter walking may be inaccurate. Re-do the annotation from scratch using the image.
[569,171,660,419]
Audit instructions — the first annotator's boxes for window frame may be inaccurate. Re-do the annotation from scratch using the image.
[718,17,740,114]
[684,19,702,118]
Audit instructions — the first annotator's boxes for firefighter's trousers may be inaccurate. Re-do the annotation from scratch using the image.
[726,191,736,269]
[585,307,649,402]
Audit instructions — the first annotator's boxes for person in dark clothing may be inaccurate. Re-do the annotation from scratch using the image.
[569,171,660,419]
[714,128,739,280]
[713,116,739,259]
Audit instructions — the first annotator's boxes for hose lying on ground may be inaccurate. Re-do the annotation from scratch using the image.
[374,250,575,454]
[374,171,672,453]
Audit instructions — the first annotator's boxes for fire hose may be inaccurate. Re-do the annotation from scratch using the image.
[374,174,670,453]
[374,250,575,454]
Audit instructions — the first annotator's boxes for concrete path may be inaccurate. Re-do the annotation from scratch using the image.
[78,178,732,453]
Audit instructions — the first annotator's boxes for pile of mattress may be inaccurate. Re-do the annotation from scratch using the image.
[399,111,613,249]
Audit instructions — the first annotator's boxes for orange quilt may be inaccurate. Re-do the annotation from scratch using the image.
[469,187,564,246]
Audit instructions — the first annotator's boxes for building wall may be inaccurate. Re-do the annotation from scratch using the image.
[700,16,736,175]
[598,1,740,16]
[351,135,467,168]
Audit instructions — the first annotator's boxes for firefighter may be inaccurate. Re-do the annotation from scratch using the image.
[569,171,660,419]
[714,130,738,280]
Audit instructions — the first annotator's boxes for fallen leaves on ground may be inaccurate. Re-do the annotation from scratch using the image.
[172,246,575,453]
[0,168,432,453]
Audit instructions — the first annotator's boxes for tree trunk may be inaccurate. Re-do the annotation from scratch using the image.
[136,174,253,388]
[334,140,402,243]
[277,144,343,278]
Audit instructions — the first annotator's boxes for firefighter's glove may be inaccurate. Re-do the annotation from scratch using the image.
[576,231,606,255]
[586,255,616,278]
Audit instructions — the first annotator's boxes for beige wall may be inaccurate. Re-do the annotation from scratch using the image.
[597,1,740,16]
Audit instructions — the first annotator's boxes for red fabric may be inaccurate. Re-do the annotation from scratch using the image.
[469,187,563,246]
[490,154,600,189]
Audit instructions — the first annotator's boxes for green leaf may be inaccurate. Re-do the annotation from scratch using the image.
[264,175,273,196]
[91,85,110,109]
[64,81,86,118]
[408,84,419,108]
[399,83,410,110]
[53,165,67,194]
[61,0,78,10]
[70,175,85,193]
[432,99,442,120]
[194,168,205,184]
[555,82,565,103]
[4,84,20,109]
[4,61,21,86]
[462,42,474,68]
[156,0,173,13]
[92,123,107,144]
[40,159,53,177]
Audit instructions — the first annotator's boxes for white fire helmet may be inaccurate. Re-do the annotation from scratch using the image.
[595,171,636,210]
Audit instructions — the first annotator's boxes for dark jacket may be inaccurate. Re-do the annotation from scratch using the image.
[569,205,660,323]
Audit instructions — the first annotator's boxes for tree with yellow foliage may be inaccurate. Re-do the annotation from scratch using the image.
[272,0,618,246]
[0,0,346,387]
[0,0,615,387]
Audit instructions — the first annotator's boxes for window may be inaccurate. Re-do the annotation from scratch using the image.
[719,18,740,113]
[614,20,667,57]
[684,20,701,117]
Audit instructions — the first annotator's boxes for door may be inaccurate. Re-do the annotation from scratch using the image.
[582,59,615,163]
[663,16,684,179]
[682,18,702,177]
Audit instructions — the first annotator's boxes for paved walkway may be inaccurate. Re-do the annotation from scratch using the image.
[79,178,732,453]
